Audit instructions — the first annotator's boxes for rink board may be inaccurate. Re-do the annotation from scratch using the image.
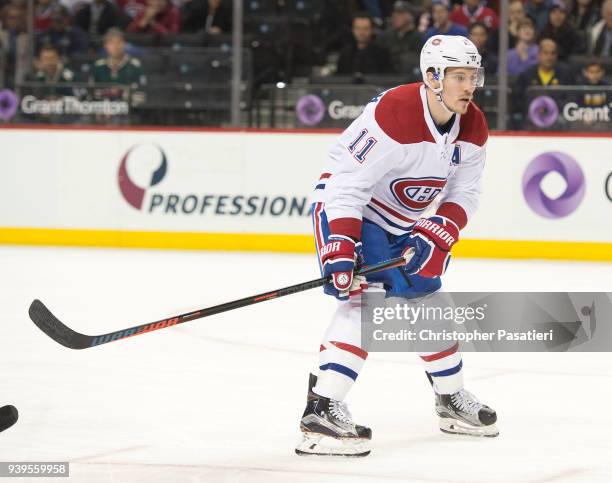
[0,126,611,260]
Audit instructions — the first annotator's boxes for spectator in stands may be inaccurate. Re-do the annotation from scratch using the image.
[507,0,527,46]
[0,4,28,87]
[515,38,573,100]
[507,18,539,76]
[422,0,468,43]
[319,1,362,56]
[181,0,232,34]
[360,0,385,27]
[450,0,499,32]
[27,43,75,86]
[540,0,585,60]
[115,0,146,19]
[569,0,602,33]
[468,22,497,74]
[336,13,394,75]
[377,1,421,73]
[588,0,612,56]
[36,5,88,56]
[73,0,129,37]
[572,58,608,118]
[34,0,57,33]
[59,0,88,14]
[579,58,608,85]
[126,0,179,34]
[525,0,553,34]
[91,28,145,87]
[513,38,573,125]
[488,0,525,53]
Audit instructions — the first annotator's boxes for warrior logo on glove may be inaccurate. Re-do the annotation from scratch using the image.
[402,215,459,278]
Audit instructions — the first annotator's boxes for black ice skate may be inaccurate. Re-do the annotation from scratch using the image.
[295,374,371,457]
[436,388,499,437]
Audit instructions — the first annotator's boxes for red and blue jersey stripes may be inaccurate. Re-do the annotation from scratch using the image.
[319,340,368,381]
[311,82,487,236]
[315,172,331,191]
[312,202,329,274]
[420,342,463,378]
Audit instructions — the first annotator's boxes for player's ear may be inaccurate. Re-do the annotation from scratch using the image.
[426,69,440,89]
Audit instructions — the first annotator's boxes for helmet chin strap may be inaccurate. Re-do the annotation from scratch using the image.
[427,68,456,117]
[435,91,455,115]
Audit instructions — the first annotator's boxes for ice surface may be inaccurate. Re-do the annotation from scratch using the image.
[0,245,611,483]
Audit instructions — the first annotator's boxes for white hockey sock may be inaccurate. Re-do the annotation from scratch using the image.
[419,342,464,394]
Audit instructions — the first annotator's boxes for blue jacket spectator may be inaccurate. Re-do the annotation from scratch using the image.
[423,0,468,43]
[36,5,89,56]
[525,0,553,34]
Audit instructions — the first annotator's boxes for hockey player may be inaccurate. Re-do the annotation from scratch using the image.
[296,35,498,457]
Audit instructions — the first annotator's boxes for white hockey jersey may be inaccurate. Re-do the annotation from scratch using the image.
[312,82,487,239]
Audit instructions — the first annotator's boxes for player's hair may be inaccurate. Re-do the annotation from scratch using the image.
[468,21,489,34]
[518,17,536,30]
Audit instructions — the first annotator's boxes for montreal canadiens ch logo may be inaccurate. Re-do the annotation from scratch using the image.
[390,177,446,211]
[118,145,168,210]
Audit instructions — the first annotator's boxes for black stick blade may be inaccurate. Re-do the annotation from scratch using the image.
[0,405,18,432]
[28,299,92,350]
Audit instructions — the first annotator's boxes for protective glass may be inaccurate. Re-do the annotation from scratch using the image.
[445,67,485,87]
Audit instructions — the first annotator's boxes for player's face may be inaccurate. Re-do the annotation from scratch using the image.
[441,67,479,114]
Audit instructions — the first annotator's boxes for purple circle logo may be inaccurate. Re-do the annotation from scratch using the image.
[296,94,325,126]
[0,89,18,121]
[522,152,586,219]
[528,96,559,128]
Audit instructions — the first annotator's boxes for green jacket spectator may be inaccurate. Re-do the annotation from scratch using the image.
[26,44,76,96]
[377,1,421,74]
[91,55,145,87]
[91,28,146,88]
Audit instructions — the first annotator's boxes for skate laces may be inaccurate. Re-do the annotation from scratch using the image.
[451,389,484,415]
[329,400,353,425]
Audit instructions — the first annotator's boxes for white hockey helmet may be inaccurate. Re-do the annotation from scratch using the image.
[420,35,484,93]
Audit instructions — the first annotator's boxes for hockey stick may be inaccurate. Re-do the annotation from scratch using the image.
[28,255,408,350]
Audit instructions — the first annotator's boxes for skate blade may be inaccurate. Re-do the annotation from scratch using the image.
[439,418,499,438]
[295,432,370,457]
